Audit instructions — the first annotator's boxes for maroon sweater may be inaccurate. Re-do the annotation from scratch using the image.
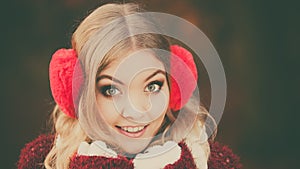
[17,134,242,169]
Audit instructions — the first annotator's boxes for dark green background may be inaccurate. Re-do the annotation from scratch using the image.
[1,0,298,168]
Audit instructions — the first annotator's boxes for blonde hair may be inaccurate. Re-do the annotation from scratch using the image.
[45,3,211,169]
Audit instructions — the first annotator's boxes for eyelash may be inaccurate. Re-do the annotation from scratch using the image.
[145,80,164,93]
[98,80,164,97]
[99,85,121,97]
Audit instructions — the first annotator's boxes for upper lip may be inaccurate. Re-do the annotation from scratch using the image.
[115,124,148,128]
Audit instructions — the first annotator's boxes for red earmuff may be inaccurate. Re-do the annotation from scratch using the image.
[49,49,80,118]
[169,45,198,111]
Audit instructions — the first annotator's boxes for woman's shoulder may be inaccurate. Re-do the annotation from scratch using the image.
[208,141,242,169]
[17,134,55,169]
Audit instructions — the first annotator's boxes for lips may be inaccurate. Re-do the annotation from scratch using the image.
[115,125,148,138]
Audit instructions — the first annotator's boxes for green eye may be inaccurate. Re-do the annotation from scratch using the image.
[145,81,163,93]
[100,85,121,97]
[106,88,120,96]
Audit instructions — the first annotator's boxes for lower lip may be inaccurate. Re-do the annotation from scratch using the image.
[116,126,148,138]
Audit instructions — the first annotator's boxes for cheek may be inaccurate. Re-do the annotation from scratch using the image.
[148,89,169,134]
[149,88,169,113]
[96,96,119,125]
[147,111,166,136]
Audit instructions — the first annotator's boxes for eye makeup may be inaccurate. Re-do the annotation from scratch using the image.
[98,85,122,97]
[145,80,164,93]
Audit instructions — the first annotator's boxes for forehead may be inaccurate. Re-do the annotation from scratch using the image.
[100,50,166,81]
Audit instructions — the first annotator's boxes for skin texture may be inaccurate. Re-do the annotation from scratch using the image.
[95,50,170,154]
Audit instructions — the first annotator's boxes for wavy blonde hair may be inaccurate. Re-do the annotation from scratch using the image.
[45,3,211,169]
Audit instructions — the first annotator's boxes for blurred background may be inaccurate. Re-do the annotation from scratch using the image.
[1,0,298,168]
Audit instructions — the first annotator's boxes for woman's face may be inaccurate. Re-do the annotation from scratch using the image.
[95,50,170,154]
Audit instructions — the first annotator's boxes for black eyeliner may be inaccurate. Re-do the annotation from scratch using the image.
[148,80,164,87]
[146,80,164,93]
[98,85,115,97]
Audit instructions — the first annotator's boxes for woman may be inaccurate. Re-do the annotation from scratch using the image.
[18,3,241,169]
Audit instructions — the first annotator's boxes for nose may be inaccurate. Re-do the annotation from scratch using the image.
[121,91,150,120]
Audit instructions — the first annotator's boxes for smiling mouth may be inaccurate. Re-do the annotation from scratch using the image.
[115,125,148,138]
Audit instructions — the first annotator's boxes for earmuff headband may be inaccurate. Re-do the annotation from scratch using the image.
[49,45,198,118]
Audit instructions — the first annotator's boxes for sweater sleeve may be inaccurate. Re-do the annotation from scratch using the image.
[17,134,55,169]
[208,141,242,169]
[163,141,197,169]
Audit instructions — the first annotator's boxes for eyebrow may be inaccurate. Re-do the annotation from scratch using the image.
[96,75,125,85]
[144,70,166,82]
[96,70,166,85]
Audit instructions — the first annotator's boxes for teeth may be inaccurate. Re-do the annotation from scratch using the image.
[120,126,145,133]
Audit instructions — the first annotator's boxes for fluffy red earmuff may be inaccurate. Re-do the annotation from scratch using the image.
[49,45,198,118]
[49,49,80,118]
[169,45,198,111]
